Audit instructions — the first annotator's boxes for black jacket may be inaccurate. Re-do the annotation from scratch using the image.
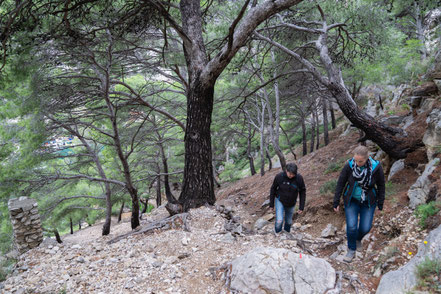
[270,172,306,209]
[333,157,385,210]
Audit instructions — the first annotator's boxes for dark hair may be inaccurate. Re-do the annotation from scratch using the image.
[286,163,297,175]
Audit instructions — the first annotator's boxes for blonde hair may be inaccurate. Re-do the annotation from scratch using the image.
[353,145,369,158]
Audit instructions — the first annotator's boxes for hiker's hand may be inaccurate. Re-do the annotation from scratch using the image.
[334,206,339,212]
[297,210,303,214]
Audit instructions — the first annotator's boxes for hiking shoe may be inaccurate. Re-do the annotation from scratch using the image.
[343,249,356,263]
[356,240,362,252]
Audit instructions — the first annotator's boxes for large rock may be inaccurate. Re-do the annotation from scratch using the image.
[388,159,405,181]
[321,224,337,238]
[423,107,441,159]
[379,115,407,127]
[376,224,441,294]
[228,247,335,294]
[408,158,440,209]
[254,218,270,231]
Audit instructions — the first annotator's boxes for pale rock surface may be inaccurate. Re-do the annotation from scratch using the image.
[376,224,441,294]
[423,107,441,159]
[228,247,335,294]
[408,158,440,209]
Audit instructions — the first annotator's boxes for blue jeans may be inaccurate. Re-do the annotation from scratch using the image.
[344,199,376,250]
[275,197,295,233]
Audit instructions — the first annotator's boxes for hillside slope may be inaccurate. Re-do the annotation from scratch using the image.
[2,94,441,294]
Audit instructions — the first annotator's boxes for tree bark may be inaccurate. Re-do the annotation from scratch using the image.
[70,218,73,234]
[310,111,315,153]
[178,82,216,211]
[54,229,62,244]
[260,99,266,176]
[301,114,307,156]
[157,133,177,203]
[141,198,148,214]
[322,96,329,146]
[315,104,320,150]
[266,147,273,171]
[118,202,124,223]
[330,100,336,129]
[247,122,257,176]
[156,174,162,208]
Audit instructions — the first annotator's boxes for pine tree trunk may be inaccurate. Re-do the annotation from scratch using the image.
[330,101,336,129]
[315,107,320,150]
[142,198,148,214]
[54,229,62,243]
[158,139,176,203]
[178,83,216,211]
[322,97,329,146]
[118,202,124,223]
[156,175,162,207]
[260,100,266,177]
[310,112,315,153]
[301,115,307,156]
[266,147,273,171]
[247,123,256,176]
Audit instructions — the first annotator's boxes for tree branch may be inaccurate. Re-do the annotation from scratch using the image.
[253,31,328,85]
[201,0,303,85]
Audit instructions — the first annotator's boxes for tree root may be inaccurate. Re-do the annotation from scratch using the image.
[108,213,190,244]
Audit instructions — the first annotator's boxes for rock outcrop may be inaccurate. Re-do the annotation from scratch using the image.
[408,158,440,209]
[376,224,441,294]
[423,107,441,160]
[228,247,335,294]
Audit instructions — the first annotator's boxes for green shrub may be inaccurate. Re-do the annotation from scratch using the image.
[324,160,344,175]
[320,179,337,195]
[0,258,16,282]
[146,203,154,213]
[415,257,441,292]
[401,104,411,111]
[219,162,242,183]
[415,202,441,229]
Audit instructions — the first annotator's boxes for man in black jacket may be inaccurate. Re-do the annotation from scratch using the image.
[269,163,306,233]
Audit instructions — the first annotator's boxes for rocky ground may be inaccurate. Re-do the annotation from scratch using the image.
[0,200,430,294]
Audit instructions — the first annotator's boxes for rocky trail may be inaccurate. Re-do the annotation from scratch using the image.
[0,196,431,294]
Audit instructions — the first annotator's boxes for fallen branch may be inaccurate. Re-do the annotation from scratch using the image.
[108,213,190,244]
